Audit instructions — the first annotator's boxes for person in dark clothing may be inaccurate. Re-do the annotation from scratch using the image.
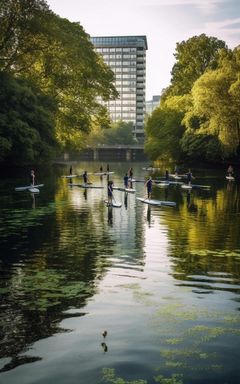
[128,167,133,179]
[107,180,114,204]
[186,169,194,186]
[145,176,152,199]
[124,173,129,188]
[83,171,88,184]
[165,170,169,181]
[227,165,234,176]
[69,166,72,175]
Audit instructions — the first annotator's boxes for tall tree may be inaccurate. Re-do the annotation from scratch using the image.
[0,0,118,153]
[187,48,240,157]
[165,34,227,97]
[0,72,56,164]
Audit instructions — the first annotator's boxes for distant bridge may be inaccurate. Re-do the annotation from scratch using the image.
[63,144,146,161]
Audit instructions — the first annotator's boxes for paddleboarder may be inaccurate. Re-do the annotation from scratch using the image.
[145,176,153,199]
[107,180,114,204]
[227,165,234,177]
[124,173,129,188]
[165,169,169,181]
[30,170,36,186]
[83,171,88,184]
[186,169,195,186]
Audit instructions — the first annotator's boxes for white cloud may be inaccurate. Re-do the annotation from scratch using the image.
[139,0,226,14]
[193,18,240,47]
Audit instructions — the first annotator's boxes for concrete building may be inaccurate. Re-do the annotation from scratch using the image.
[146,95,160,115]
[91,35,148,141]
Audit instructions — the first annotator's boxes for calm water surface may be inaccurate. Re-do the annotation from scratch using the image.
[0,161,240,384]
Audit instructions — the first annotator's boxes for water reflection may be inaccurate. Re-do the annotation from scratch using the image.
[0,162,240,383]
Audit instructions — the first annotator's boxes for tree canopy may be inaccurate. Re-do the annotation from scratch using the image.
[0,0,118,164]
[0,71,56,163]
[145,34,240,163]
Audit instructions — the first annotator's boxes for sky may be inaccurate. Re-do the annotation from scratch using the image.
[46,0,240,100]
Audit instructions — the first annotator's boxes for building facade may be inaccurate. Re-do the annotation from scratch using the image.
[146,95,160,115]
[91,36,148,141]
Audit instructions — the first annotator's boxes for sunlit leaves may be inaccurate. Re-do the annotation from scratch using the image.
[144,105,184,161]
[0,0,118,159]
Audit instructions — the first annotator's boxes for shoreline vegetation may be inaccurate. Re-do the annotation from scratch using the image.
[0,2,239,167]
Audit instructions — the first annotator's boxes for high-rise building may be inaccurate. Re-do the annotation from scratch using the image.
[146,95,160,115]
[91,35,148,141]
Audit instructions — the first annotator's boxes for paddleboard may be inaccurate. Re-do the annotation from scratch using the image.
[181,184,211,189]
[192,184,211,189]
[61,174,77,178]
[226,176,235,181]
[169,174,182,180]
[94,171,115,176]
[75,184,104,189]
[113,187,136,193]
[156,181,183,185]
[142,167,160,171]
[125,188,136,193]
[113,187,126,192]
[15,184,44,191]
[29,187,40,193]
[137,198,176,207]
[104,200,122,208]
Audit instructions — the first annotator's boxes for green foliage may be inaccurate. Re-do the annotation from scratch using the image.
[86,120,136,146]
[0,0,118,160]
[148,34,239,163]
[102,368,147,384]
[103,121,136,145]
[166,34,227,97]
[180,132,222,162]
[154,374,183,384]
[144,105,184,161]
[189,48,240,156]
[0,71,57,164]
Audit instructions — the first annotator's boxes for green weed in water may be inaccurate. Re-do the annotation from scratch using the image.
[102,368,147,384]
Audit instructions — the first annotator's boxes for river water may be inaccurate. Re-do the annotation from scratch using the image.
[0,161,240,384]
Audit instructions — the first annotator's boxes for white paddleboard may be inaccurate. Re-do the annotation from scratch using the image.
[137,198,176,207]
[61,174,77,178]
[15,184,44,191]
[181,184,211,189]
[226,176,235,180]
[29,187,40,193]
[94,171,115,176]
[125,188,136,193]
[156,182,169,187]
[113,187,126,192]
[113,187,136,193]
[104,200,122,208]
[79,184,103,189]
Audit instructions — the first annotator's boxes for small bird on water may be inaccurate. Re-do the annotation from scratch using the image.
[102,330,107,338]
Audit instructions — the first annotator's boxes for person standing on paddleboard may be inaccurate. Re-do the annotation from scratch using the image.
[83,171,88,184]
[186,169,195,186]
[145,176,152,199]
[227,165,234,177]
[128,167,133,188]
[30,170,36,186]
[107,180,114,204]
[124,173,129,188]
